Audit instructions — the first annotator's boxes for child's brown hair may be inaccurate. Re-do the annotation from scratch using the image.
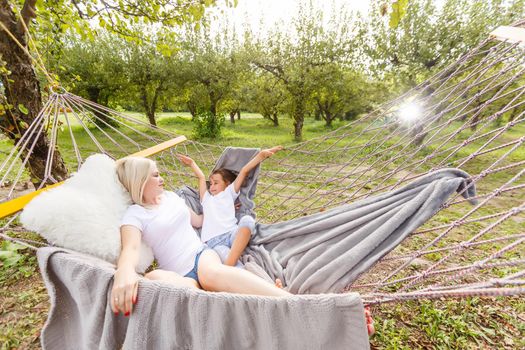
[211,168,237,184]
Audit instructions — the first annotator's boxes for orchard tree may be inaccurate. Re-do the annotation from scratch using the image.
[250,3,356,140]
[310,64,373,127]
[123,40,180,126]
[219,69,253,124]
[180,19,247,134]
[245,71,287,127]
[56,34,127,125]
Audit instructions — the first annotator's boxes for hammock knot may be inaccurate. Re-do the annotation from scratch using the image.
[489,278,503,287]
[419,271,429,278]
[473,261,484,269]
[478,170,489,178]
[452,220,464,228]
[493,188,503,197]
[459,241,469,249]
[510,207,522,215]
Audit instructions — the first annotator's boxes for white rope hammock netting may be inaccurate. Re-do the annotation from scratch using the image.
[0,21,524,306]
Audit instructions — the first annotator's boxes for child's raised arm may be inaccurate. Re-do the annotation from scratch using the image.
[234,146,283,193]
[178,155,207,201]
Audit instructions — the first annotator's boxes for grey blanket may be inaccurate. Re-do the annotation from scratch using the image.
[247,168,477,294]
[37,247,369,350]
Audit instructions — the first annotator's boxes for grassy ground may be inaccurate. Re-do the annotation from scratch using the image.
[0,112,523,349]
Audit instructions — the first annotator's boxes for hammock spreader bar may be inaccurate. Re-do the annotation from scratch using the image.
[490,25,525,44]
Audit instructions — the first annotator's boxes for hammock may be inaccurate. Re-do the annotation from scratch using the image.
[32,148,474,349]
[0,20,524,348]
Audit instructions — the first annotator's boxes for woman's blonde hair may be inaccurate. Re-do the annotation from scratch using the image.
[115,156,156,206]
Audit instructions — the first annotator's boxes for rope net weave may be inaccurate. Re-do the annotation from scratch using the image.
[0,22,524,304]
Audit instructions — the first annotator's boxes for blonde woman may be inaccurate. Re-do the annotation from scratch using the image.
[111,156,289,317]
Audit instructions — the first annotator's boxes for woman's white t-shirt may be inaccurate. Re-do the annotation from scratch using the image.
[200,183,240,243]
[121,191,204,276]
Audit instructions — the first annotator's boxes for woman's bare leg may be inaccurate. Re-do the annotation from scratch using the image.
[145,269,200,289]
[197,250,291,297]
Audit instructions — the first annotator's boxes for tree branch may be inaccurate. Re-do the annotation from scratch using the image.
[253,62,289,85]
[19,0,37,29]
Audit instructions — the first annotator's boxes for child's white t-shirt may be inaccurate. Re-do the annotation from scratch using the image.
[200,183,240,243]
[121,191,204,276]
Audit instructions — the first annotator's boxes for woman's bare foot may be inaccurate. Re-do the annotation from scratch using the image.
[275,278,283,289]
[365,305,375,336]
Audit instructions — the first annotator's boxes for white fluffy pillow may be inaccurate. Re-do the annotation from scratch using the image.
[20,154,154,273]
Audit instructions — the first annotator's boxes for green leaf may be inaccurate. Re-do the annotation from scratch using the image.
[18,103,29,115]
[0,250,14,259]
[3,254,22,267]
[1,241,26,252]
[389,0,409,29]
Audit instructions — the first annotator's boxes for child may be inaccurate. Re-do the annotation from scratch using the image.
[178,146,283,266]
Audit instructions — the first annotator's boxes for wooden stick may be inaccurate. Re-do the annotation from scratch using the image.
[490,26,525,44]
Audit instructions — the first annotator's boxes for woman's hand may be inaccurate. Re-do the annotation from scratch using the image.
[111,267,139,316]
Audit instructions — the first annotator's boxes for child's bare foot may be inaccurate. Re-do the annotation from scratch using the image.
[275,278,283,289]
[365,305,375,336]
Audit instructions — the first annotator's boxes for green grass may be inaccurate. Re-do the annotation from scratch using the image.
[371,297,525,349]
[1,110,524,349]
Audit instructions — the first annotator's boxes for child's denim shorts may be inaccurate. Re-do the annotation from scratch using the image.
[205,215,255,266]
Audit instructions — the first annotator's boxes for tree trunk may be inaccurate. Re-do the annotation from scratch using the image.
[508,107,518,122]
[209,89,219,118]
[236,109,241,120]
[262,112,279,126]
[411,125,427,146]
[293,116,304,141]
[324,111,334,127]
[293,97,305,141]
[187,101,197,119]
[229,111,236,124]
[140,86,157,126]
[0,0,68,186]
[271,113,279,126]
[146,110,157,126]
